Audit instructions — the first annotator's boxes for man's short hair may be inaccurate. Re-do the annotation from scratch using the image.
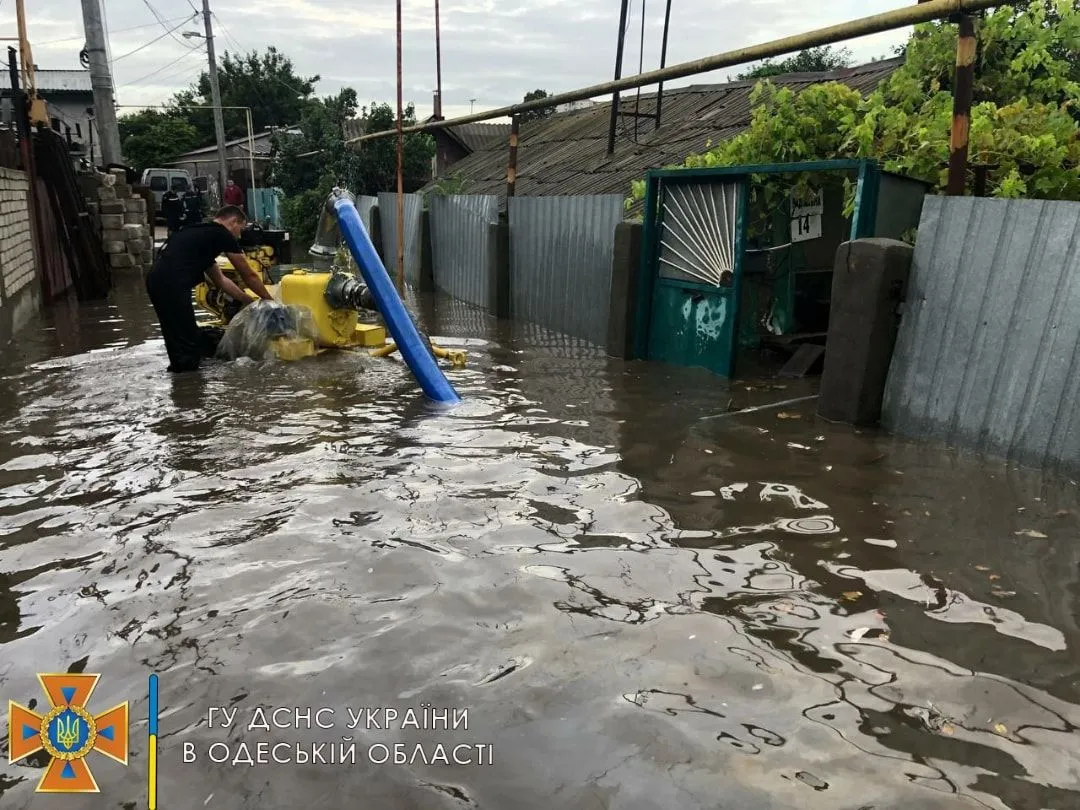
[215,205,247,222]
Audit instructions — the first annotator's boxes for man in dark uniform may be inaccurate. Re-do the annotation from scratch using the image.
[161,188,183,236]
[145,205,274,373]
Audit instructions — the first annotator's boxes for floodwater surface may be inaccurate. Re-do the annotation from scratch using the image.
[1,279,1079,809]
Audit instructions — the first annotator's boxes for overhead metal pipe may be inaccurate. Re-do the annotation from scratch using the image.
[345,0,1011,145]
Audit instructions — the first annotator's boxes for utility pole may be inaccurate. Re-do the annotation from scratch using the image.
[79,0,122,165]
[433,0,443,119]
[201,0,229,201]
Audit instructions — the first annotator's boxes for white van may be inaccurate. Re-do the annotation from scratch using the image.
[140,168,193,217]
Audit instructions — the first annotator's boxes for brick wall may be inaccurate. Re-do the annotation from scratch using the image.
[0,167,36,301]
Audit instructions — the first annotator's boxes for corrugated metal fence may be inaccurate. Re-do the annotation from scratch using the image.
[378,191,423,284]
[882,196,1080,472]
[429,194,499,308]
[508,195,624,346]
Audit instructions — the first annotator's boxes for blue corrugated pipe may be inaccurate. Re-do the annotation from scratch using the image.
[329,188,461,405]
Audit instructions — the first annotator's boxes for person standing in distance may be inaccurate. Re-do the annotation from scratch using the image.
[145,205,274,373]
[223,178,245,211]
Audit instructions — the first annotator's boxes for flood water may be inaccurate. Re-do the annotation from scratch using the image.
[2,277,1080,810]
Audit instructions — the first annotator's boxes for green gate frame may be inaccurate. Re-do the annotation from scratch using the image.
[632,159,885,376]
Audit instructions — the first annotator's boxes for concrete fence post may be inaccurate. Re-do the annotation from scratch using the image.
[419,209,436,293]
[606,220,643,358]
[486,214,511,318]
[818,237,913,426]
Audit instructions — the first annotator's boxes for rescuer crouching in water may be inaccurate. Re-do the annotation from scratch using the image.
[145,205,274,372]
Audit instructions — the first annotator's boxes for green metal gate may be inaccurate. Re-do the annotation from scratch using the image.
[639,175,747,377]
[632,159,925,378]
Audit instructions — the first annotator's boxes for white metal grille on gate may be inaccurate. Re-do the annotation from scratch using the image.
[658,181,739,286]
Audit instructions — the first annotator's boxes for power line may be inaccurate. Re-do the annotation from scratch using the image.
[36,17,193,46]
[211,11,310,99]
[141,0,191,48]
[117,44,203,88]
[113,15,198,62]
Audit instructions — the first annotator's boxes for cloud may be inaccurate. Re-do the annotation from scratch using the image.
[6,0,911,122]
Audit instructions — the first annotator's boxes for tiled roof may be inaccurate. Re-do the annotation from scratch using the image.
[421,58,902,201]
[0,69,91,93]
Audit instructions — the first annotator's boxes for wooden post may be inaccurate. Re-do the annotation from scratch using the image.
[946,14,976,196]
[506,115,519,198]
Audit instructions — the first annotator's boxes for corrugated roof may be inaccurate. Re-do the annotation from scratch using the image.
[0,69,91,93]
[168,130,276,159]
[446,122,511,152]
[422,58,902,202]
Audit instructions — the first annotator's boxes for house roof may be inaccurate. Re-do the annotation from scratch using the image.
[438,122,512,152]
[166,130,277,162]
[0,69,91,93]
[421,57,903,200]
[346,115,510,153]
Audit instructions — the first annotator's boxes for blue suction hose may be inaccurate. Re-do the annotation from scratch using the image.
[328,188,461,405]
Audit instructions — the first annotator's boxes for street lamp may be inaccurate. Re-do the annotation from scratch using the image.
[182,31,204,39]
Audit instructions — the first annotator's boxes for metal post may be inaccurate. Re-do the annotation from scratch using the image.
[202,0,229,200]
[506,115,519,197]
[607,0,631,155]
[395,0,405,292]
[946,14,976,196]
[434,0,443,119]
[245,106,258,222]
[78,0,121,165]
[655,0,673,126]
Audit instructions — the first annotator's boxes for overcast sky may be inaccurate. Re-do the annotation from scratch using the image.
[6,0,911,124]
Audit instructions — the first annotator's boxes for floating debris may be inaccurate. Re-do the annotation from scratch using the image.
[776,412,801,420]
[1015,529,1048,538]
[864,538,897,548]
[691,490,715,497]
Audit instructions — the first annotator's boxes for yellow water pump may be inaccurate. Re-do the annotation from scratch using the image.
[194,256,386,360]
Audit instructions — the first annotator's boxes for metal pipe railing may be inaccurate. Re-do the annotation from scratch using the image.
[345,0,1008,145]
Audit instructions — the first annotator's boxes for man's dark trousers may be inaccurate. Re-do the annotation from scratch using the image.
[145,268,221,372]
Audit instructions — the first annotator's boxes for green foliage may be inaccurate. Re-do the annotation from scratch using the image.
[735,46,852,80]
[423,171,472,200]
[520,89,556,123]
[269,98,435,248]
[173,46,318,145]
[118,108,200,172]
[628,2,1080,212]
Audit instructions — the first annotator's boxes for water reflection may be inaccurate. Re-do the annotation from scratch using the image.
[0,281,1078,809]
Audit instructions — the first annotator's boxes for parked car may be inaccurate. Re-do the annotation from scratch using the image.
[140,168,193,220]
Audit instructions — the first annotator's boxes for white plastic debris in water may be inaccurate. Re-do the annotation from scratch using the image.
[848,627,871,641]
[787,442,812,450]
[691,490,715,497]
[864,538,898,548]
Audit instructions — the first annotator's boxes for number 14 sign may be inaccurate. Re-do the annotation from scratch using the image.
[790,189,823,243]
